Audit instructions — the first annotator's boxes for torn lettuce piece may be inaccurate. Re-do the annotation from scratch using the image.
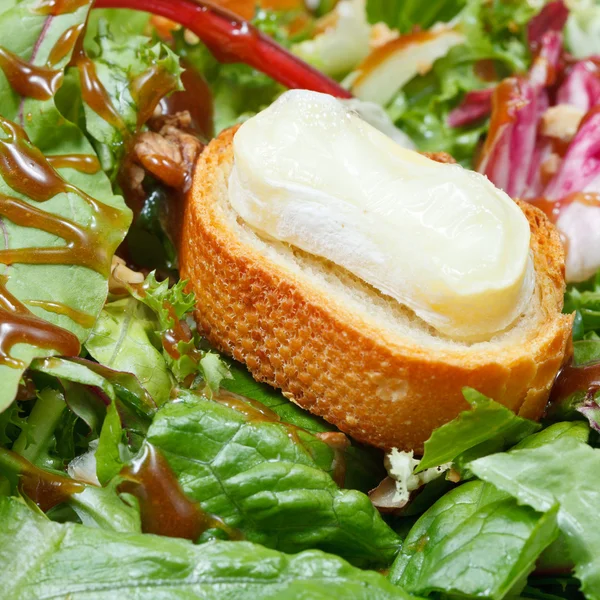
[146,390,400,567]
[417,388,540,473]
[565,0,600,58]
[471,437,600,599]
[0,497,413,600]
[389,480,559,599]
[85,295,174,406]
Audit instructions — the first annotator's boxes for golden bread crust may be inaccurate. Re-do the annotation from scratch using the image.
[180,127,573,450]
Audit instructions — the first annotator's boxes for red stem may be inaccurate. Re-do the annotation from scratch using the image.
[93,0,352,98]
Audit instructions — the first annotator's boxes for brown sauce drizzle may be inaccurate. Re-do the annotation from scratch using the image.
[529,192,600,224]
[0,448,85,511]
[72,45,128,135]
[31,0,90,16]
[119,444,241,541]
[550,362,600,405]
[47,153,101,174]
[0,276,80,368]
[24,299,96,328]
[131,65,180,130]
[0,24,83,102]
[0,117,129,367]
[0,47,63,101]
[48,24,84,65]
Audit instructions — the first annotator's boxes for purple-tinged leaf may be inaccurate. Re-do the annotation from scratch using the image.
[544,110,600,200]
[556,60,600,112]
[447,87,493,128]
[528,0,569,52]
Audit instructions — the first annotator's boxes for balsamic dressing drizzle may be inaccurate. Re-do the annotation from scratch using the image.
[119,444,241,540]
[0,117,128,367]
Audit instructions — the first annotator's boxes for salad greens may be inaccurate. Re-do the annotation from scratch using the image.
[0,0,131,407]
[0,497,412,600]
[1,0,600,599]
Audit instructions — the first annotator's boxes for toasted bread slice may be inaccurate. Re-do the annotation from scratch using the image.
[180,126,573,451]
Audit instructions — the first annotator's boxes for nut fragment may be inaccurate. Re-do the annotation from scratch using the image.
[541,104,585,142]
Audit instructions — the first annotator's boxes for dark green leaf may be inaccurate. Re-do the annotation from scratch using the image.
[223,361,385,492]
[417,387,540,472]
[223,360,332,433]
[0,497,413,600]
[95,400,124,486]
[147,391,401,567]
[366,0,465,33]
[389,481,558,599]
[471,438,600,599]
[11,387,66,469]
[513,422,590,451]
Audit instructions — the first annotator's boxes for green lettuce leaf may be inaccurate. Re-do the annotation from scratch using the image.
[513,421,590,450]
[417,388,540,473]
[76,25,183,175]
[0,449,140,533]
[85,8,151,46]
[222,361,385,492]
[0,497,413,600]
[378,0,536,166]
[565,0,600,59]
[366,0,465,33]
[0,0,131,409]
[471,437,600,599]
[389,480,559,599]
[85,295,173,405]
[146,391,400,567]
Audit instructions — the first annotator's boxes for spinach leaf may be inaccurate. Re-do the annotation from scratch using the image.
[0,497,413,600]
[417,388,540,473]
[146,391,401,568]
[223,360,333,433]
[513,422,590,451]
[389,480,558,599]
[471,437,600,599]
[223,361,385,491]
[0,0,131,409]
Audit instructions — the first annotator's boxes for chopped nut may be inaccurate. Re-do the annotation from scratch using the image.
[109,256,144,293]
[541,104,585,142]
[133,131,187,189]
